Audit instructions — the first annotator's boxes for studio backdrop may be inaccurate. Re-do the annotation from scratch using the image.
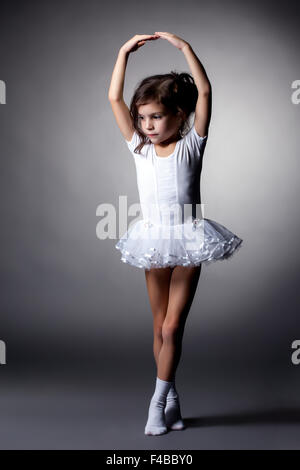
[1,0,300,450]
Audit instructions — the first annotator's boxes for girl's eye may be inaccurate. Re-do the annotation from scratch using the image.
[138,116,161,119]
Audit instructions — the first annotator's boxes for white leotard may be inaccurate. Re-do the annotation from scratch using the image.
[125,124,208,225]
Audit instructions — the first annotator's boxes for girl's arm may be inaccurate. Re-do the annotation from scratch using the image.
[181,43,211,94]
[108,34,159,142]
[108,48,129,101]
[181,43,211,137]
[108,49,134,142]
[154,32,212,138]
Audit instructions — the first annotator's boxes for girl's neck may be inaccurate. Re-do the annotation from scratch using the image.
[157,131,181,148]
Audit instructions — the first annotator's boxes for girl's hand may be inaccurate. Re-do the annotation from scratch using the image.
[120,34,160,54]
[154,31,189,51]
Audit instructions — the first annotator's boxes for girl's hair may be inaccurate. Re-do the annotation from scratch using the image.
[129,71,198,154]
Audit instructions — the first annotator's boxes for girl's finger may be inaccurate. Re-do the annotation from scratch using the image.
[139,34,159,38]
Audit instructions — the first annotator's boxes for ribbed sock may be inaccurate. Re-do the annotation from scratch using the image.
[144,377,173,436]
[165,382,185,430]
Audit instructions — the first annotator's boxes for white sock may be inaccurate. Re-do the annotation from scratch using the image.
[144,377,173,436]
[165,382,185,430]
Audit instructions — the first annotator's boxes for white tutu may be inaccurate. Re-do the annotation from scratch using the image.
[115,217,243,270]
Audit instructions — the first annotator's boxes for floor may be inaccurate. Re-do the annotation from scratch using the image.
[1,363,299,450]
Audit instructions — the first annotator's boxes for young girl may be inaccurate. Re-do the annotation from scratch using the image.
[108,32,243,436]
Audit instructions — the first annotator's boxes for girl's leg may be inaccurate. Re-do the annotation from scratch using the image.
[144,264,202,435]
[144,266,173,435]
[144,267,173,367]
[158,265,202,381]
[160,265,202,431]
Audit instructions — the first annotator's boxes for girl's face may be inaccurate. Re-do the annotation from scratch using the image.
[137,102,182,145]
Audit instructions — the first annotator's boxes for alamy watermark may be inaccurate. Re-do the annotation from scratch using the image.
[0,340,6,365]
[0,80,6,104]
[291,80,300,104]
[291,340,300,365]
[96,196,206,250]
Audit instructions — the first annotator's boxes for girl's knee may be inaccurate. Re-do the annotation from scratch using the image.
[161,318,181,341]
[153,324,163,340]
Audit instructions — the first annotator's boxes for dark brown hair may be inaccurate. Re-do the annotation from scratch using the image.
[129,71,198,154]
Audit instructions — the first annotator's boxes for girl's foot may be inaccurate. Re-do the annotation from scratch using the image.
[165,387,185,430]
[144,397,168,435]
[144,377,172,436]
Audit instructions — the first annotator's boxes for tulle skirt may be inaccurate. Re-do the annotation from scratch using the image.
[115,217,243,270]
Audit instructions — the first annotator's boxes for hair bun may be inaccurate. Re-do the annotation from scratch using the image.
[178,73,194,85]
[171,71,194,88]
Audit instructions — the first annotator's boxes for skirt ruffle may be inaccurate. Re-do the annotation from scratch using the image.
[115,218,243,270]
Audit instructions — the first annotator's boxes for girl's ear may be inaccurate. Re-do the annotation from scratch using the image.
[177,110,186,136]
[177,109,186,123]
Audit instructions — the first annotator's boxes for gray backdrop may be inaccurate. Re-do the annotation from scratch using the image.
[1,0,300,450]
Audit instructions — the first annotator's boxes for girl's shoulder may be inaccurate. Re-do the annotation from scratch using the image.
[125,130,151,159]
[181,124,208,156]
